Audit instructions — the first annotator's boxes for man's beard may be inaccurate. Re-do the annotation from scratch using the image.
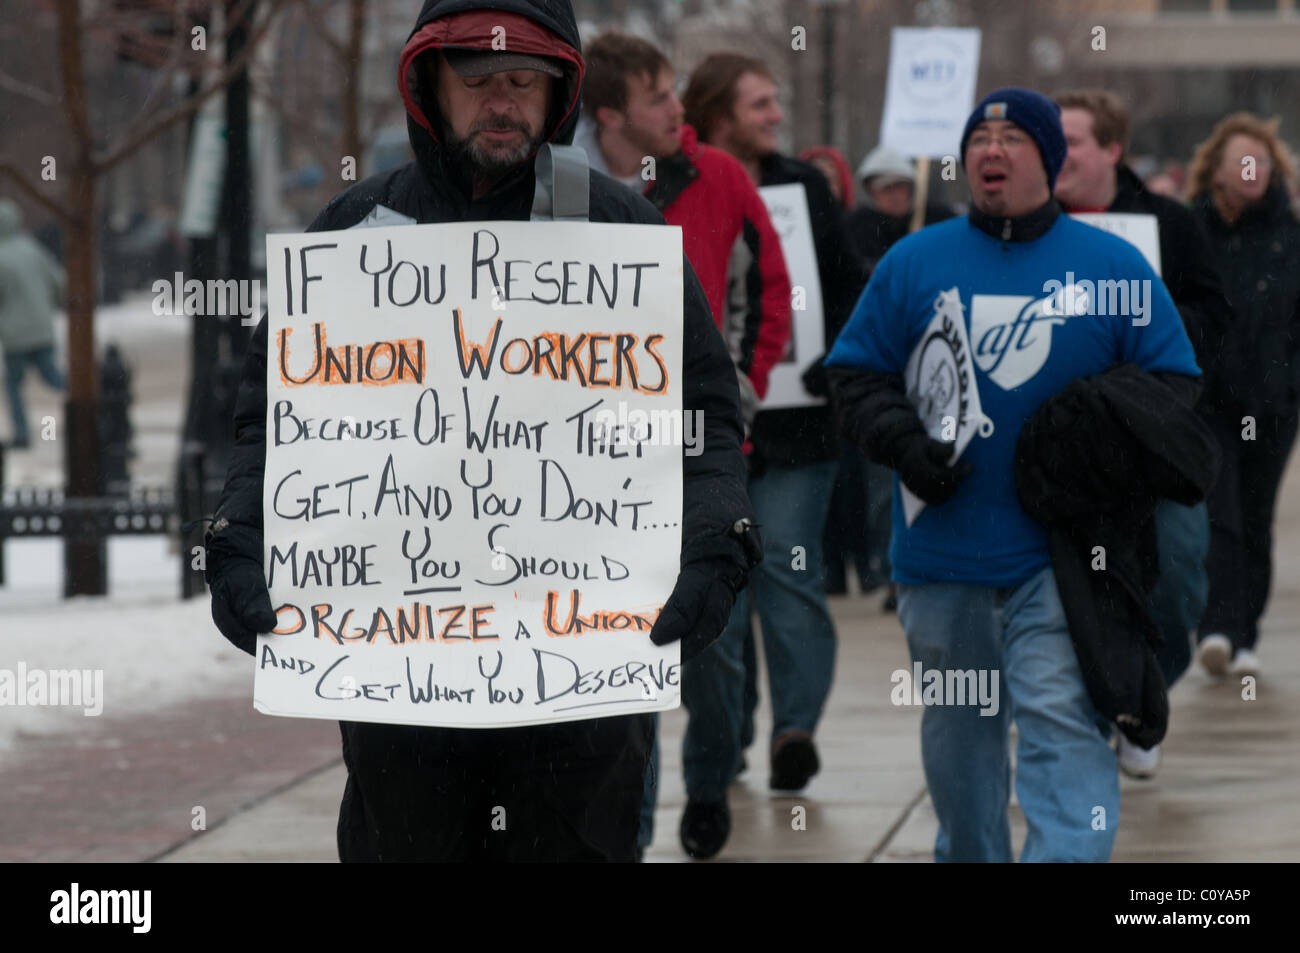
[446,117,545,177]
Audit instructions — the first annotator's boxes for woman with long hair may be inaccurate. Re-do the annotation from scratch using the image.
[1186,113,1300,678]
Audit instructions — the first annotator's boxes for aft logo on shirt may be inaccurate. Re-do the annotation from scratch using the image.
[969,288,1081,390]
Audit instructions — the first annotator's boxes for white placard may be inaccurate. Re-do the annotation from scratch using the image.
[1069,212,1163,277]
[879,28,982,159]
[758,184,825,409]
[255,220,685,728]
[900,288,986,527]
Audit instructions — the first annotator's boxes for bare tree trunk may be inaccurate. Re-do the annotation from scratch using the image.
[56,0,107,594]
[341,0,366,166]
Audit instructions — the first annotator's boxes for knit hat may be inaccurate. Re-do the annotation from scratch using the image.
[856,146,915,187]
[959,87,1067,190]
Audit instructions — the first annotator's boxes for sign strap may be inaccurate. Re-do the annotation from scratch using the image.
[531,144,590,222]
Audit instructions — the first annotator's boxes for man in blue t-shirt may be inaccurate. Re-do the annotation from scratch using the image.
[826,88,1200,863]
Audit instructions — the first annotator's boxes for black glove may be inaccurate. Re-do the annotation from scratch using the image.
[651,518,761,662]
[206,516,277,656]
[800,355,829,397]
[896,434,973,505]
[649,562,743,663]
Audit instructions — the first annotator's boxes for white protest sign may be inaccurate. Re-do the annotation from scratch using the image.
[1069,212,1163,276]
[758,183,825,409]
[879,28,982,159]
[900,287,986,527]
[256,220,685,728]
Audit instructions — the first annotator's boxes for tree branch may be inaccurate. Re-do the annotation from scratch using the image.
[0,161,74,223]
[294,0,346,63]
[250,82,338,174]
[0,68,58,107]
[96,0,288,175]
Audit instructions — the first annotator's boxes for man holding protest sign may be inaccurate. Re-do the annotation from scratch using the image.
[1053,89,1234,780]
[827,88,1206,862]
[204,0,760,863]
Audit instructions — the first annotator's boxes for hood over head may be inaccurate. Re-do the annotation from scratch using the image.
[397,0,585,200]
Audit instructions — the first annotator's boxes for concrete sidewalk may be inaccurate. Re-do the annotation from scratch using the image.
[155,499,1300,863]
[4,394,1297,861]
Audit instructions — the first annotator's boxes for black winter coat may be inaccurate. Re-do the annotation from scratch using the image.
[751,153,871,469]
[1015,363,1219,749]
[843,202,954,270]
[1108,165,1235,404]
[1192,183,1300,416]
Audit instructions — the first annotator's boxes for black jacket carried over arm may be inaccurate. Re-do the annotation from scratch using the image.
[751,153,871,469]
[1014,363,1219,748]
[1107,165,1235,407]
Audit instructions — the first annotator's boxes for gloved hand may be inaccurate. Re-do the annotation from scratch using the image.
[897,434,973,505]
[209,555,277,656]
[649,561,744,663]
[801,354,829,397]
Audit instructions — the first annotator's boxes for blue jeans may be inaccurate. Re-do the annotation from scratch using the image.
[1150,500,1209,689]
[4,345,65,445]
[897,567,1119,862]
[682,460,838,801]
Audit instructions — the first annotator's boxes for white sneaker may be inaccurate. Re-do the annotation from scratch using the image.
[1117,736,1161,780]
[1229,648,1259,677]
[1197,634,1232,677]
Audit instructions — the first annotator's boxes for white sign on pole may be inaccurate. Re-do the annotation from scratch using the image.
[1069,212,1163,276]
[900,288,986,527]
[758,184,825,409]
[179,93,226,238]
[879,27,982,159]
[256,220,686,728]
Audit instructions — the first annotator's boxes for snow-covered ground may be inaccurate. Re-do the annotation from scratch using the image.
[1,296,250,751]
[0,537,249,751]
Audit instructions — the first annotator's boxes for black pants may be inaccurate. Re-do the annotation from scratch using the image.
[1199,407,1299,652]
[337,713,653,862]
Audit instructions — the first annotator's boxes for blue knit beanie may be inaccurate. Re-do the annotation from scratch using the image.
[960,87,1067,190]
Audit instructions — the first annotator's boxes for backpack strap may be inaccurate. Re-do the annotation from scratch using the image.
[531,144,590,222]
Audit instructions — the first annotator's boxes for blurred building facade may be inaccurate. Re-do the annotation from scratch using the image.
[3,0,1298,293]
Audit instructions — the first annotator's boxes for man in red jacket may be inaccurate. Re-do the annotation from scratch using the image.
[578,32,793,858]
[577,33,792,430]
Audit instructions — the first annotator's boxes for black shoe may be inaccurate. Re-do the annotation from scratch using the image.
[882,584,898,613]
[680,799,730,859]
[769,731,820,791]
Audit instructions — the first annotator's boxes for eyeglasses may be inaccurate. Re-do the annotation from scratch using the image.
[967,130,1031,151]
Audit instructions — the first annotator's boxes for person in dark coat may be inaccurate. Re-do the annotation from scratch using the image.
[1184,112,1300,681]
[0,199,67,450]
[1053,88,1235,779]
[670,51,869,859]
[204,0,760,863]
[846,145,955,269]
